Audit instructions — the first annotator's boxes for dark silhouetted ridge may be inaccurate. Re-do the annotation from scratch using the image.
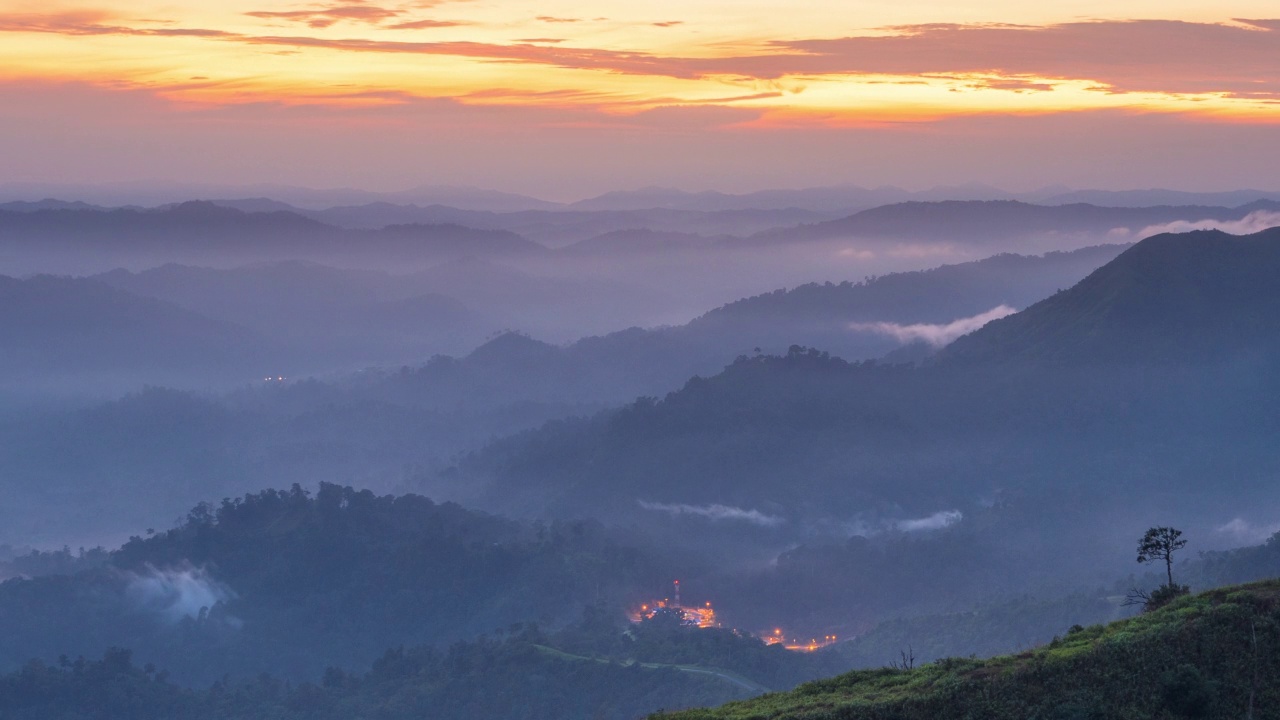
[943,227,1280,365]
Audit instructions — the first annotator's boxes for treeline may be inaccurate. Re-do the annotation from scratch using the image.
[0,616,841,720]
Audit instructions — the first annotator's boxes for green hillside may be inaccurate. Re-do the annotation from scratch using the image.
[657,579,1280,720]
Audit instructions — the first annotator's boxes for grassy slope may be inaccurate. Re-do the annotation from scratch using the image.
[657,580,1280,720]
[533,645,770,694]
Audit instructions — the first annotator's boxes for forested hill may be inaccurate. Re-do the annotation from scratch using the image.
[657,579,1280,720]
[0,484,674,684]
[943,227,1280,365]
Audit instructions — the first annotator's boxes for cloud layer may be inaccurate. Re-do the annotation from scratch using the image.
[1135,210,1280,239]
[4,7,1280,193]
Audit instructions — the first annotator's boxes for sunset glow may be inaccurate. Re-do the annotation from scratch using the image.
[3,1,1280,195]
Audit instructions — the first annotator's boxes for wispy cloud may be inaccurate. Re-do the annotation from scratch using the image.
[639,500,784,526]
[246,3,402,29]
[844,509,964,536]
[756,20,1280,99]
[390,18,464,29]
[850,305,1017,347]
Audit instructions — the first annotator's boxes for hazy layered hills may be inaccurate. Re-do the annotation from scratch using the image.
[0,245,1129,544]
[96,260,491,365]
[0,202,543,274]
[9,180,1280,214]
[284,202,831,246]
[349,245,1129,409]
[218,196,1280,252]
[0,182,563,213]
[563,184,1280,213]
[0,275,258,389]
[459,228,1280,557]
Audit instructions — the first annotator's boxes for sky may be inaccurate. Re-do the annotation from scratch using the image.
[1,1,1279,199]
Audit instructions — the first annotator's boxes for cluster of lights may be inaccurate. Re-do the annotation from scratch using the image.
[765,628,839,652]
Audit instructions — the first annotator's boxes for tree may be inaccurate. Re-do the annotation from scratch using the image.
[1137,526,1187,587]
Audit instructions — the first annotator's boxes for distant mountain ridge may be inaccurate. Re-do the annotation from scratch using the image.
[0,182,562,212]
[0,201,546,272]
[567,184,1280,213]
[750,199,1280,245]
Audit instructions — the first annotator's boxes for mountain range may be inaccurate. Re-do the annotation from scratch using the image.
[8,181,1280,215]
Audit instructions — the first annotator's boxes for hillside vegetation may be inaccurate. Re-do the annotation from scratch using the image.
[658,580,1280,720]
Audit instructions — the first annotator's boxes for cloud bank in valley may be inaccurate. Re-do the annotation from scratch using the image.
[126,565,236,623]
[850,305,1017,347]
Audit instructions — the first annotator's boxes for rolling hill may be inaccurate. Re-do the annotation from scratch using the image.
[658,580,1280,720]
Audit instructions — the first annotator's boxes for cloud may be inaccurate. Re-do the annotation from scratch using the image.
[126,565,236,623]
[752,20,1280,98]
[0,11,235,37]
[1134,210,1280,239]
[850,305,1017,347]
[246,3,401,28]
[228,18,1280,99]
[624,104,763,129]
[652,21,683,28]
[390,19,464,30]
[639,500,784,526]
[969,77,1057,93]
[896,510,962,532]
[6,11,1280,101]
[843,509,964,536]
[1215,517,1280,545]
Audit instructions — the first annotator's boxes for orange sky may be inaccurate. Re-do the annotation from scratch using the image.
[2,1,1279,197]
